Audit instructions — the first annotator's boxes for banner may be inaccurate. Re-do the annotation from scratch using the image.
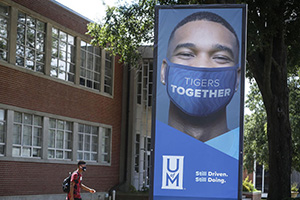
[151,4,247,200]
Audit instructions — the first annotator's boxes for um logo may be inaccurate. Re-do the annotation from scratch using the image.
[161,155,184,190]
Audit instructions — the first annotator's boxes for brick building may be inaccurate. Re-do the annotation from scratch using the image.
[0,0,127,199]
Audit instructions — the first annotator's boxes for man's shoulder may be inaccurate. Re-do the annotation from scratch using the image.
[71,170,81,180]
[71,170,78,175]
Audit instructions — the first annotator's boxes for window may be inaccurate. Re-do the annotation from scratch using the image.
[145,137,151,186]
[78,124,98,162]
[16,12,45,72]
[0,109,6,155]
[13,112,42,158]
[2,5,115,98]
[80,41,101,90]
[101,127,111,163]
[0,108,112,164]
[254,163,269,197]
[137,70,142,104]
[48,118,72,160]
[104,52,113,95]
[134,134,140,172]
[137,59,153,106]
[51,28,75,82]
[0,3,9,62]
[80,42,114,95]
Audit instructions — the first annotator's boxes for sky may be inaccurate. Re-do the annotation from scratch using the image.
[54,0,134,23]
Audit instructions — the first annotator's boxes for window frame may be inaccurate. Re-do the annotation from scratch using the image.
[16,11,46,72]
[50,27,75,82]
[77,123,99,162]
[79,40,101,91]
[100,127,112,164]
[136,59,153,106]
[12,111,43,158]
[0,106,113,166]
[48,118,73,160]
[0,109,6,156]
[104,51,113,95]
[0,3,9,62]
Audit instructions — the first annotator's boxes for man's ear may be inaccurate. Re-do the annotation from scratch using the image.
[161,59,167,85]
[235,67,241,91]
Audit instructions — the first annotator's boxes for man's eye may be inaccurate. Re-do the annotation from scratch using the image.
[176,52,195,58]
[213,55,233,64]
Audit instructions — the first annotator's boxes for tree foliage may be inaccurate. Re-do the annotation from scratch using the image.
[243,79,268,172]
[244,73,300,173]
[289,73,300,172]
[87,0,155,65]
[245,0,300,76]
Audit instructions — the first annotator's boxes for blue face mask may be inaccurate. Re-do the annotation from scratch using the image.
[80,166,86,172]
[165,59,239,117]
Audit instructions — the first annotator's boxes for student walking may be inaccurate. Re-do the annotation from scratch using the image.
[67,160,96,200]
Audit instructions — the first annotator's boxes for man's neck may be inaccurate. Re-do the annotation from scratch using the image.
[77,169,82,174]
[168,102,229,142]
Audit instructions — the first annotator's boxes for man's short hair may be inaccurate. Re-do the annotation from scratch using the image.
[168,11,239,48]
[78,160,86,166]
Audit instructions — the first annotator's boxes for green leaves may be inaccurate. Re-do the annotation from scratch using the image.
[244,75,300,172]
[87,0,155,66]
[244,80,268,172]
[289,76,300,172]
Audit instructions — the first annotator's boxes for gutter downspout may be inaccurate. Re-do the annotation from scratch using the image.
[109,63,131,195]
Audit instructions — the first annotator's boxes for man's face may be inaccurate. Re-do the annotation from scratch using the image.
[160,19,241,118]
[168,20,239,68]
[79,164,86,171]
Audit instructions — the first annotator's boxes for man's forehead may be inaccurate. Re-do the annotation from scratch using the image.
[168,20,239,58]
[171,20,236,44]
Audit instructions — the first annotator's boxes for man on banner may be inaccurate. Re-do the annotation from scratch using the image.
[160,11,241,145]
[152,7,246,200]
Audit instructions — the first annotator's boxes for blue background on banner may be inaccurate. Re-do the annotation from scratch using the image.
[153,120,239,199]
[156,8,243,129]
[153,7,244,200]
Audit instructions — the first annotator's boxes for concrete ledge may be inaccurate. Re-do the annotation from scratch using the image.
[242,191,262,200]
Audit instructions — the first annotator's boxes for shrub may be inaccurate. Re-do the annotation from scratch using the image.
[291,182,299,192]
[243,176,257,192]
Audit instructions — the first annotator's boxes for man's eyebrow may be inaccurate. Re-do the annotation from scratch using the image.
[213,44,235,58]
[174,43,196,51]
